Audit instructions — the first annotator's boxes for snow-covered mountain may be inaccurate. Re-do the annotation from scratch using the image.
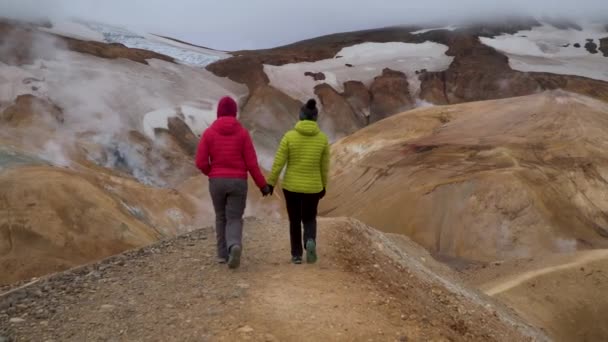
[41,20,227,67]
[479,22,608,81]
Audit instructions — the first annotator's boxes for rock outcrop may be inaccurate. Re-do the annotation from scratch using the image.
[369,68,414,123]
[585,40,599,54]
[304,71,326,81]
[343,81,371,124]
[62,38,174,65]
[600,37,608,57]
[239,85,301,160]
[419,36,608,105]
[166,117,198,156]
[1,95,63,127]
[314,83,364,137]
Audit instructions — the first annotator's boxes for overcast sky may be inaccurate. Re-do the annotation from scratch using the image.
[2,0,608,50]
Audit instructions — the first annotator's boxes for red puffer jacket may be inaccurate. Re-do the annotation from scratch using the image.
[195,116,267,189]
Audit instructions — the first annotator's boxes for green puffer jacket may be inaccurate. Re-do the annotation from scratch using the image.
[268,120,330,194]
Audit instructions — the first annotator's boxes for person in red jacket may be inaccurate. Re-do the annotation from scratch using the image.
[195,96,271,269]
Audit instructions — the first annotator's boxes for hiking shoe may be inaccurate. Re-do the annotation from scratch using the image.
[217,257,227,264]
[306,239,317,264]
[228,245,242,269]
[292,256,302,264]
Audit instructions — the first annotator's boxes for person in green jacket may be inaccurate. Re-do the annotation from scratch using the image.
[267,99,330,264]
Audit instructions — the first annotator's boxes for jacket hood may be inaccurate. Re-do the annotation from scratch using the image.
[294,120,320,136]
[217,96,238,118]
[211,116,242,135]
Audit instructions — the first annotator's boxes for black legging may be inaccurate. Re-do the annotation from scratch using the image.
[283,189,321,257]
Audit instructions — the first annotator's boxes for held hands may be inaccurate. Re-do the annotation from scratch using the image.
[261,184,274,197]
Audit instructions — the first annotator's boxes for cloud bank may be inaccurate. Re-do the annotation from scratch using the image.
[1,0,607,50]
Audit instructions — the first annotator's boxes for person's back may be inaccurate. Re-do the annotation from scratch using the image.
[195,96,271,269]
[279,120,329,194]
[202,115,261,181]
[268,99,330,264]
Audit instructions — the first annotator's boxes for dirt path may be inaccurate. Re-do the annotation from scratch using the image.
[1,218,543,341]
[482,250,608,296]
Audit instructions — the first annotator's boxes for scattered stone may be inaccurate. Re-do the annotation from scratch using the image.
[574,43,581,48]
[345,63,354,67]
[304,71,326,81]
[0,336,9,342]
[9,317,25,323]
[585,40,599,54]
[100,304,116,311]
[237,325,254,333]
[237,283,250,289]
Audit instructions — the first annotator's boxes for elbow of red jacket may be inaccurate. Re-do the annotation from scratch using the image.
[195,160,210,175]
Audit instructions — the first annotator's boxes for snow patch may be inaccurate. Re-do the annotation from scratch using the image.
[480,23,608,82]
[76,21,226,67]
[41,21,105,42]
[264,41,453,104]
[181,105,216,136]
[142,108,177,138]
[412,26,458,35]
[142,104,217,139]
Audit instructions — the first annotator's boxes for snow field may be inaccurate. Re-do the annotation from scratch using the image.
[480,23,608,82]
[264,41,454,104]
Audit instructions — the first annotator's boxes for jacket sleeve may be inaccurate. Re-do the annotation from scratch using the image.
[242,130,267,189]
[321,137,330,189]
[195,131,211,175]
[268,134,289,186]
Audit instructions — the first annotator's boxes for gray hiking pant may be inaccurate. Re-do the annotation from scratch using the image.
[209,178,248,259]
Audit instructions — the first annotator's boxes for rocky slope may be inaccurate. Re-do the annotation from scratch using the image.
[0,19,280,285]
[464,250,608,342]
[322,91,608,263]
[319,90,608,340]
[207,19,608,146]
[0,218,545,342]
[2,16,608,341]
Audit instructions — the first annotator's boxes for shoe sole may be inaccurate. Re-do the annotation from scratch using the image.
[306,240,317,264]
[292,258,302,264]
[228,246,242,269]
